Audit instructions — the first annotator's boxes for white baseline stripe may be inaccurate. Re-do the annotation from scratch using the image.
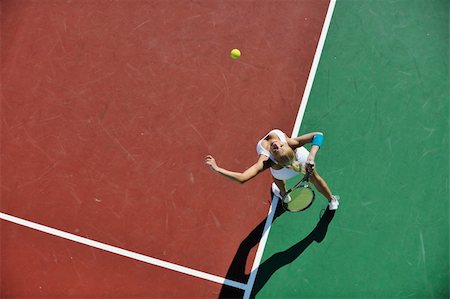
[0,212,247,290]
[244,1,337,298]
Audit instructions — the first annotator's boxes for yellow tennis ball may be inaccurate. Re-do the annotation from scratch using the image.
[230,48,241,59]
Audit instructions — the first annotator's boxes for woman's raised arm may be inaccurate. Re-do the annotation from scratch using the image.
[285,132,323,149]
[205,154,271,184]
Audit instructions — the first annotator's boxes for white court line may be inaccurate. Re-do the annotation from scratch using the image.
[291,0,337,138]
[243,1,337,298]
[0,212,247,290]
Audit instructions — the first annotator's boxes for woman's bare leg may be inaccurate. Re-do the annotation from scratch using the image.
[310,170,333,202]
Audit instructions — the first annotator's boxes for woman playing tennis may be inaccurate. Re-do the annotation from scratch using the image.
[205,129,339,210]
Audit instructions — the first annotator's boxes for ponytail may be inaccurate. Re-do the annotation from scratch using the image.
[290,160,302,173]
[275,144,304,173]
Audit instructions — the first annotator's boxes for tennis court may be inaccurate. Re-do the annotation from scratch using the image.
[1,0,448,298]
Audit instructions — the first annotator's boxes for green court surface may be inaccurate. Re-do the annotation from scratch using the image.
[253,0,449,298]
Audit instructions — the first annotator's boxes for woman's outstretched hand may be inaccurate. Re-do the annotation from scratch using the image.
[205,155,220,172]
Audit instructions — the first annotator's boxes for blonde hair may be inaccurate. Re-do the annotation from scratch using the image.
[274,144,302,172]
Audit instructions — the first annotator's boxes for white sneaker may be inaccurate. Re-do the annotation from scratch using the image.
[271,183,282,199]
[328,195,340,210]
[283,194,292,203]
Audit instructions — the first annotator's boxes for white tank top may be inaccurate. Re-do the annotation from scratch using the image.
[256,129,308,180]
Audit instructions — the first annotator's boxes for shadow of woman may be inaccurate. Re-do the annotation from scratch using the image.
[218,196,286,299]
[218,199,335,299]
[250,208,336,297]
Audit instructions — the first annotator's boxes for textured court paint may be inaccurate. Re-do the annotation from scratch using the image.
[255,0,449,298]
[1,1,330,297]
[0,212,247,290]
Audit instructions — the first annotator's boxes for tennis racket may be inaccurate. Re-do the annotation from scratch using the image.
[282,172,315,212]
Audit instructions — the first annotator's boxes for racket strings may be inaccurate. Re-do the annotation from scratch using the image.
[284,187,314,212]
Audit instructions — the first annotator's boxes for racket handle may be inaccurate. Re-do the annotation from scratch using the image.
[304,172,311,181]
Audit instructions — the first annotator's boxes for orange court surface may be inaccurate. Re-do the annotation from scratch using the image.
[1,0,332,298]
